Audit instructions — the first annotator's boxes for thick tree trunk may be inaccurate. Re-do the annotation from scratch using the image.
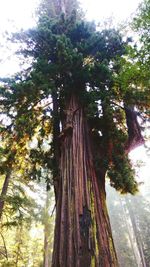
[52,95,118,267]
[0,170,11,219]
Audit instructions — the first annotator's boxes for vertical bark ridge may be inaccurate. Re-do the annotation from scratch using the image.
[0,170,11,219]
[52,94,118,267]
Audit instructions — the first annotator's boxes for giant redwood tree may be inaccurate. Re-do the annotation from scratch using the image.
[0,0,150,266]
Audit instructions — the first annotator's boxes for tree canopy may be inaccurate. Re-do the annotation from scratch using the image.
[1,5,148,194]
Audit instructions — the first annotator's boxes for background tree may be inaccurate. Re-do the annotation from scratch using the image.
[107,184,150,267]
[0,179,55,267]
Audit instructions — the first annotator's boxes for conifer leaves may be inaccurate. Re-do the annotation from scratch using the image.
[0,2,149,198]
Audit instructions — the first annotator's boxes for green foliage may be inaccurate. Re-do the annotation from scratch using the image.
[130,0,150,105]
[0,182,55,267]
[0,221,44,267]
[0,0,150,196]
[133,0,150,43]
[108,154,137,194]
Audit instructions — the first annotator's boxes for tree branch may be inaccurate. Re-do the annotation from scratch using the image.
[125,106,144,153]
[0,232,8,260]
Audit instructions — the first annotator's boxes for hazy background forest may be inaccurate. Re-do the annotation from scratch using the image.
[0,0,150,266]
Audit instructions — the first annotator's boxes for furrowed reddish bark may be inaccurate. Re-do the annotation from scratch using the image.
[52,95,118,267]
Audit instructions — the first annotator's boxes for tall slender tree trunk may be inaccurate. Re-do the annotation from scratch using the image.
[126,197,147,267]
[120,197,142,266]
[14,225,23,267]
[43,191,50,267]
[44,230,50,267]
[43,190,53,267]
[0,170,12,219]
[52,95,118,267]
